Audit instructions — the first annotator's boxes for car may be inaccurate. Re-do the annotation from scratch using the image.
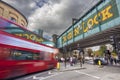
[93,58,108,65]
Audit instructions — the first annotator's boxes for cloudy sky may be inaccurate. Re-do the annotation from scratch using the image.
[2,0,99,36]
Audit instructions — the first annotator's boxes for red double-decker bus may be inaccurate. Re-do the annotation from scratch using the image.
[0,17,58,79]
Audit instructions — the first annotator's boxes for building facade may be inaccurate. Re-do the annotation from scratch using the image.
[0,1,28,27]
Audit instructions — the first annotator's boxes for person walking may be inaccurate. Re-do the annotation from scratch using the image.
[70,56,73,66]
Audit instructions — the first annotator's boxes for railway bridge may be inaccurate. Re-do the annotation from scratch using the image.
[57,0,120,52]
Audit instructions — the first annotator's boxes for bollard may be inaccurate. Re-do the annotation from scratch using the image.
[57,62,60,70]
[98,60,102,68]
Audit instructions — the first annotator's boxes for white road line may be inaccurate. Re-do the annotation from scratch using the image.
[33,76,45,79]
[36,72,63,80]
[24,76,33,79]
[24,72,62,80]
[24,73,45,79]
[24,72,48,79]
[75,70,100,79]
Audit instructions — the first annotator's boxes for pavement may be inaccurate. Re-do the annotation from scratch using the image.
[54,61,120,72]
[58,63,86,72]
[51,62,89,73]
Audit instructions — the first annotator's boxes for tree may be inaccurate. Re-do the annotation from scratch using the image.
[87,48,93,57]
[93,50,99,57]
[99,45,107,57]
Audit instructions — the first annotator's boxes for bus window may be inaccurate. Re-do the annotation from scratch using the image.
[33,52,45,60]
[33,53,40,60]
[11,50,33,60]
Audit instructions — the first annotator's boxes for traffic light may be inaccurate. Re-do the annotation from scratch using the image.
[110,36,117,49]
[110,36,116,44]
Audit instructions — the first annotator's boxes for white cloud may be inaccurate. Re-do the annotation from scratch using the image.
[28,0,99,35]
[2,0,99,35]
[29,2,36,8]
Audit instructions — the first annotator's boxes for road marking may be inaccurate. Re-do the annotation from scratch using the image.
[24,73,46,79]
[48,71,52,74]
[75,70,100,79]
[24,76,33,79]
[24,71,49,79]
[32,72,63,80]
[33,76,45,79]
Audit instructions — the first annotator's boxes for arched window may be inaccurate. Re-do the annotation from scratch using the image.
[21,20,25,26]
[9,12,18,22]
[10,17,16,22]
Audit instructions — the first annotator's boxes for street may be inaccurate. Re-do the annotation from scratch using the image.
[15,63,120,80]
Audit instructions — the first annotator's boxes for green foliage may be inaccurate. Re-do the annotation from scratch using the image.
[99,45,107,56]
[93,45,107,57]
[93,50,99,57]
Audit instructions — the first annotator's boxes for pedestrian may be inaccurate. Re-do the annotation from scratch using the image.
[61,57,65,63]
[70,56,73,66]
[113,56,117,65]
[117,52,120,63]
[104,50,111,64]
[104,53,109,64]
[110,55,113,65]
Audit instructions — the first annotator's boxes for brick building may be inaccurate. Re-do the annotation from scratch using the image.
[0,1,28,27]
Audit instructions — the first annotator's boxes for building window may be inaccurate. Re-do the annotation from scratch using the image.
[21,20,25,27]
[10,17,16,22]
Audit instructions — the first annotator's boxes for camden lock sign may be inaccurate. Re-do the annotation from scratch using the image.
[61,0,119,45]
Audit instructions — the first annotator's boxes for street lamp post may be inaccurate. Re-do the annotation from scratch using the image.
[77,44,85,67]
[110,35,120,61]
[77,44,82,67]
[110,35,118,54]
[63,46,67,68]
[69,47,72,56]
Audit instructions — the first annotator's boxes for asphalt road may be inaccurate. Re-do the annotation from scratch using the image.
[15,63,120,80]
[15,70,52,80]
